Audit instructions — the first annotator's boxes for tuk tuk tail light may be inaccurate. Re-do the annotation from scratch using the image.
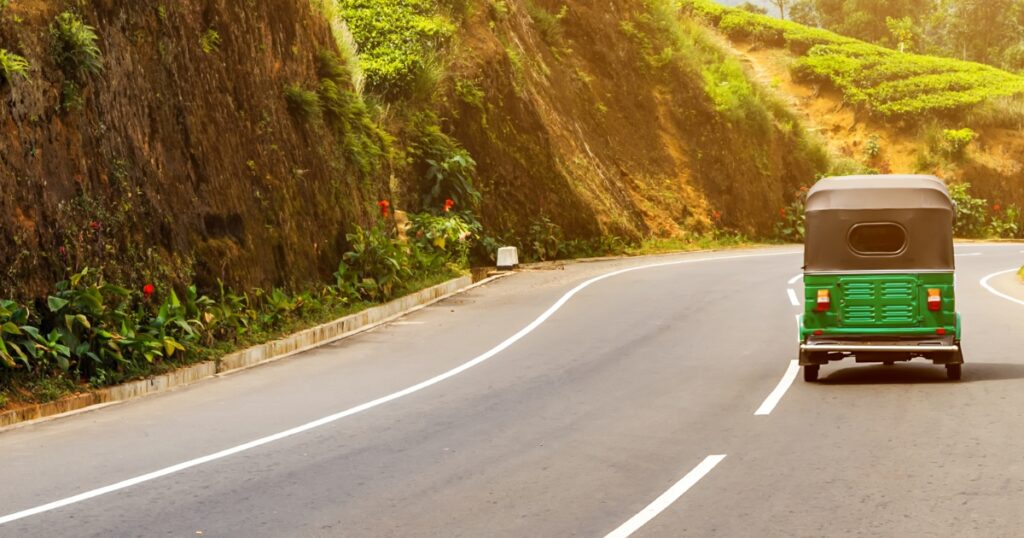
[927,288,941,312]
[816,289,831,312]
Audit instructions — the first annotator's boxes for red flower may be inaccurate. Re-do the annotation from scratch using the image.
[993,203,1002,212]
[143,284,155,297]
[779,207,787,218]
[377,200,390,218]
[90,221,101,231]
[444,199,455,213]
[712,210,722,220]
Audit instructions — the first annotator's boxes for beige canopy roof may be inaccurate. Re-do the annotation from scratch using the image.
[804,175,955,272]
[806,175,954,212]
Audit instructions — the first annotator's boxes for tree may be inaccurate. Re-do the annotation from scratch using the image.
[885,16,916,52]
[738,1,768,15]
[769,0,789,19]
[789,0,821,26]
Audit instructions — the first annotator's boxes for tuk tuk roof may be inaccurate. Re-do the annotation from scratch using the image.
[804,175,955,272]
[806,175,954,212]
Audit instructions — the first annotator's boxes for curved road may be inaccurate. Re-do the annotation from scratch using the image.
[2,244,1024,537]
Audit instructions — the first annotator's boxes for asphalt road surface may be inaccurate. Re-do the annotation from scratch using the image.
[2,244,1024,537]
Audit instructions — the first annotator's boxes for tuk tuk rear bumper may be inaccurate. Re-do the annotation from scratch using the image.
[800,343,958,352]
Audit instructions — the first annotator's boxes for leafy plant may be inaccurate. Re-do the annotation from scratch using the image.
[948,182,988,238]
[337,0,455,95]
[0,300,30,368]
[774,188,809,242]
[0,49,29,85]
[942,128,977,159]
[200,29,221,54]
[339,223,411,301]
[527,217,564,261]
[408,212,478,269]
[864,134,882,160]
[50,12,104,78]
[410,115,482,210]
[284,84,321,121]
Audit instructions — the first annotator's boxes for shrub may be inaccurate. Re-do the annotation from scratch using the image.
[948,182,987,238]
[409,114,482,211]
[336,223,411,301]
[50,12,103,78]
[0,49,29,85]
[942,128,977,159]
[337,0,455,95]
[284,84,321,121]
[407,212,478,269]
[318,78,391,176]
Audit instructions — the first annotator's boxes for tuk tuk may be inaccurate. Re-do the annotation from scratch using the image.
[799,175,964,382]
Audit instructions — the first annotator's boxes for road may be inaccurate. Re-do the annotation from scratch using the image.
[1,244,1024,537]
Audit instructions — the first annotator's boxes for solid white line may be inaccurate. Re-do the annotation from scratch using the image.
[787,273,802,285]
[956,252,982,257]
[604,455,726,538]
[787,288,800,307]
[980,268,1024,306]
[755,360,800,416]
[0,250,797,526]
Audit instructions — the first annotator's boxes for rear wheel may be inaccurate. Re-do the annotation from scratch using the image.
[946,363,962,381]
[803,365,820,383]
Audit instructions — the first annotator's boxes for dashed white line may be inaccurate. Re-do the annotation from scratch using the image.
[755,360,800,416]
[604,455,727,538]
[0,250,798,526]
[980,268,1024,306]
[956,252,982,257]
[787,288,800,306]
[787,273,802,285]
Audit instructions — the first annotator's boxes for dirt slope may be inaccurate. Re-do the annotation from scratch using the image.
[728,40,1024,210]
[440,0,828,241]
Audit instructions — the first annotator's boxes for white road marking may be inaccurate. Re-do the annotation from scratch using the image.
[787,288,800,306]
[604,455,726,538]
[0,250,798,526]
[956,252,982,257]
[787,273,802,285]
[756,360,800,416]
[390,321,425,326]
[980,268,1024,306]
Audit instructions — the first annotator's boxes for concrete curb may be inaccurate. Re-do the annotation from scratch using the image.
[0,273,510,432]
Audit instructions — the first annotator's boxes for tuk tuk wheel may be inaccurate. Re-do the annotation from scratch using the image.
[803,365,820,383]
[946,363,962,381]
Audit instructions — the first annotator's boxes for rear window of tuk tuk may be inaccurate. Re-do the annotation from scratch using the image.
[848,222,907,255]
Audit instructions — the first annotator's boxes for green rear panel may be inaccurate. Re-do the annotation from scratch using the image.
[801,272,957,339]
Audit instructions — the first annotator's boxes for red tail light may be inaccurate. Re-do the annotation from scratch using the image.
[816,289,831,312]
[927,288,941,312]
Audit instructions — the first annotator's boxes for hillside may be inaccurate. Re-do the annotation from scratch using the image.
[0,0,831,300]
[685,0,1024,237]
[0,0,840,398]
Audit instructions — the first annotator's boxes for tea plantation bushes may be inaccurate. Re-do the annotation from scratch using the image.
[683,0,1024,123]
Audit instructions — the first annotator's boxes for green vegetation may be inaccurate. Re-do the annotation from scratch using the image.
[0,212,476,406]
[941,128,976,159]
[787,0,1024,72]
[336,0,455,95]
[50,12,103,78]
[200,29,221,54]
[0,49,29,85]
[684,0,1024,123]
[283,84,322,121]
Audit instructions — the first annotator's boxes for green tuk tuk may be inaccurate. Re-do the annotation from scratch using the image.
[798,175,964,382]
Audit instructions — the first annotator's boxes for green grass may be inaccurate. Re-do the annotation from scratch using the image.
[683,0,1024,123]
[0,49,29,85]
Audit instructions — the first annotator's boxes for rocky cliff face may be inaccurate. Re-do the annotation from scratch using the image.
[0,0,827,300]
[0,0,384,298]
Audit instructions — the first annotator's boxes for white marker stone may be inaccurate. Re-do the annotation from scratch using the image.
[496,246,519,271]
